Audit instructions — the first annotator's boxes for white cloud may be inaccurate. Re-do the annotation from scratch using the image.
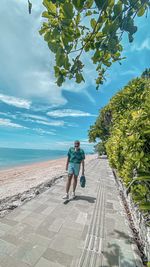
[23,70,67,106]
[0,0,98,109]
[33,128,56,135]
[0,118,26,128]
[0,0,67,107]
[67,123,78,127]
[31,103,64,112]
[0,112,17,119]
[0,94,31,109]
[30,119,78,128]
[0,111,64,128]
[47,109,96,118]
[131,38,150,51]
[21,113,49,121]
[24,118,65,127]
[35,120,64,127]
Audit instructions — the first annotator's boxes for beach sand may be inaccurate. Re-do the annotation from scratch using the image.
[0,154,96,200]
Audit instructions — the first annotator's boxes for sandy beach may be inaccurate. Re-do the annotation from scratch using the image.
[0,154,96,200]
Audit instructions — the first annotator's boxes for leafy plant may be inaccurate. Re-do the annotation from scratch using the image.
[38,0,150,88]
[94,142,106,155]
[89,70,150,213]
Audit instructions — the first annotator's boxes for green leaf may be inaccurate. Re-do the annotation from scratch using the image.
[39,27,48,35]
[76,73,84,83]
[75,13,81,24]
[121,17,134,32]
[139,202,150,211]
[143,130,150,134]
[72,0,86,11]
[44,31,51,42]
[54,66,60,78]
[85,0,94,8]
[109,0,115,8]
[94,0,104,10]
[103,61,112,67]
[43,0,56,14]
[90,18,97,29]
[86,10,93,16]
[129,26,138,34]
[137,7,145,17]
[57,75,64,86]
[102,22,110,34]
[136,176,150,181]
[113,2,122,16]
[56,49,66,67]
[42,11,51,19]
[128,33,134,43]
[62,3,74,19]
[64,56,70,70]
[48,40,59,53]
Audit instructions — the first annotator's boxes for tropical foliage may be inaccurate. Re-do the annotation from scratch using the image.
[89,70,150,213]
[94,142,106,155]
[38,0,150,88]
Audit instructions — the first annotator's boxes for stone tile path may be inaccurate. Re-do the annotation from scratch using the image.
[0,158,143,267]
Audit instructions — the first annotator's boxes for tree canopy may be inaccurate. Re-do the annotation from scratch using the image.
[38,0,150,89]
[89,70,150,213]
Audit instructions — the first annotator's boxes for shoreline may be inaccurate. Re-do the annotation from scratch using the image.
[0,157,68,200]
[0,155,67,172]
[0,154,96,217]
[0,154,96,201]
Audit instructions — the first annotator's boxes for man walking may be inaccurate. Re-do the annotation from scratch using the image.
[63,140,85,200]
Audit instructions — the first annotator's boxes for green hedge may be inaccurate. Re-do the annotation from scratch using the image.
[89,71,150,213]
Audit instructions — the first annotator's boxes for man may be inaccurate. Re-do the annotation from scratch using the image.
[63,140,85,200]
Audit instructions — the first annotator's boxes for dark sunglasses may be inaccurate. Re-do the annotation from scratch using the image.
[75,143,79,147]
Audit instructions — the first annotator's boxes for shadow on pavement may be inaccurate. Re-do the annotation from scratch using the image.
[101,243,138,267]
[75,195,96,203]
[63,195,96,205]
[114,230,134,245]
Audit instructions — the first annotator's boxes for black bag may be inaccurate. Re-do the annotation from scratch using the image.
[80,175,86,188]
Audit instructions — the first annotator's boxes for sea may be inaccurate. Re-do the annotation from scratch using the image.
[0,147,67,170]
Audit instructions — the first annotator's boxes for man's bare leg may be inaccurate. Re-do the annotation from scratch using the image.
[66,174,73,194]
[73,175,78,193]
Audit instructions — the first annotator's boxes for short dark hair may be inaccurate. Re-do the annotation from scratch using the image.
[74,140,80,144]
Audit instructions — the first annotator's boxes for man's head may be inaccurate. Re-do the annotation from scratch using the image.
[74,140,80,149]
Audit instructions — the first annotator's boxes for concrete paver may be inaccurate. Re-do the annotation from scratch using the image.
[0,158,143,266]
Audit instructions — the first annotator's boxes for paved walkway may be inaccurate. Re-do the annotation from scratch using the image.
[0,158,143,267]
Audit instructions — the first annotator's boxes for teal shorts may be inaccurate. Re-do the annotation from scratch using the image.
[68,162,80,177]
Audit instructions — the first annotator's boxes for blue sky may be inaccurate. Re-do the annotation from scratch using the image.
[0,0,149,152]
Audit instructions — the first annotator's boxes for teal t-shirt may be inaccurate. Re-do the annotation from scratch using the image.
[67,147,85,164]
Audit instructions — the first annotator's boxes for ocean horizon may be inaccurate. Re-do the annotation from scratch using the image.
[0,147,68,169]
[0,147,94,170]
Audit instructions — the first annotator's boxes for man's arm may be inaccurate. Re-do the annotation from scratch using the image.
[66,148,71,171]
[81,160,85,175]
[66,157,69,171]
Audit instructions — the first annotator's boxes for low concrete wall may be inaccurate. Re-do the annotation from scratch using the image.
[112,169,150,264]
[127,194,150,262]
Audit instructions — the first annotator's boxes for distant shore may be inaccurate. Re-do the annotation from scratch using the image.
[0,147,68,170]
[0,154,96,200]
